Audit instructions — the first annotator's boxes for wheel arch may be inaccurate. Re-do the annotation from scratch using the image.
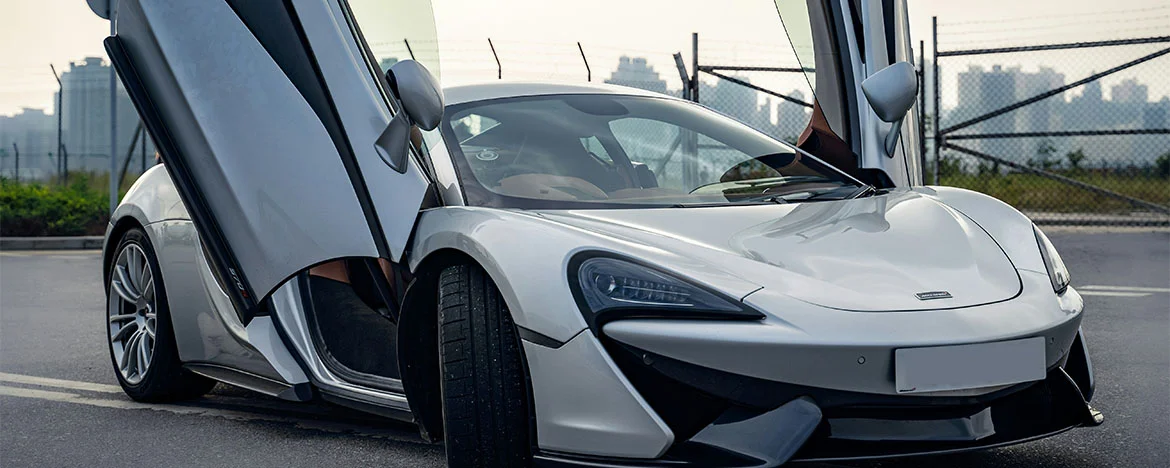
[103,214,148,289]
[399,246,542,445]
[398,247,478,442]
[103,164,190,287]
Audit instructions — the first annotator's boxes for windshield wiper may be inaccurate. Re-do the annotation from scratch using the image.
[847,184,877,199]
[672,195,788,208]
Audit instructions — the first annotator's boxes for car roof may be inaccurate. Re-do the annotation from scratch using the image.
[442,81,678,106]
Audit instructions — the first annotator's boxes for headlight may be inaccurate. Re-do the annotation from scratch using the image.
[1034,226,1071,294]
[571,255,763,329]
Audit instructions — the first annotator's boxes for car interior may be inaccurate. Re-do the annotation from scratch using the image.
[302,258,406,385]
[444,95,848,206]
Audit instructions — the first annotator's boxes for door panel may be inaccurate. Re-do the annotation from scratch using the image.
[113,0,381,318]
[858,0,916,186]
[290,0,432,261]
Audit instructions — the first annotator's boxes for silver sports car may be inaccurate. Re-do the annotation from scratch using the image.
[98,0,1100,466]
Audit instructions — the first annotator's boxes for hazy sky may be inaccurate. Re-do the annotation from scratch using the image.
[1,0,1167,116]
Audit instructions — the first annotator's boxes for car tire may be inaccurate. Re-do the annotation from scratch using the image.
[106,228,215,402]
[438,263,533,467]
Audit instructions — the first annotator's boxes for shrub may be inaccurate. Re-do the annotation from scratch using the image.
[1,175,109,236]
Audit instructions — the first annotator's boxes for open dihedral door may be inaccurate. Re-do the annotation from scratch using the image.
[107,0,434,323]
[774,0,923,187]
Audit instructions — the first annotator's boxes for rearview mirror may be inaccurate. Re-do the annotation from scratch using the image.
[861,61,917,156]
[375,60,444,172]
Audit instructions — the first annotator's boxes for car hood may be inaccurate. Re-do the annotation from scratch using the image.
[534,190,1022,312]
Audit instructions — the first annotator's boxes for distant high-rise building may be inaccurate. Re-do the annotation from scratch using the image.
[1016,66,1064,134]
[0,108,55,178]
[1080,78,1103,102]
[58,57,154,173]
[604,56,669,96]
[775,90,810,143]
[955,65,1020,156]
[1111,78,1148,104]
[1144,97,1168,129]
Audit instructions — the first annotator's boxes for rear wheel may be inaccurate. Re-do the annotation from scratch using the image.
[438,264,533,467]
[106,228,215,401]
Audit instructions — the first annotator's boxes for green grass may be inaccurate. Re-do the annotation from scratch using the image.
[943,172,1170,214]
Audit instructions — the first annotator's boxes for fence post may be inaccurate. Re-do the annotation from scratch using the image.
[578,42,590,82]
[932,16,941,185]
[691,32,700,103]
[51,64,64,184]
[12,143,18,181]
[488,38,501,80]
[672,53,690,100]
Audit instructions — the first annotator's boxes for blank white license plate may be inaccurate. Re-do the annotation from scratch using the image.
[895,337,1046,394]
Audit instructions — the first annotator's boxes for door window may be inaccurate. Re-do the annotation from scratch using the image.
[342,0,442,79]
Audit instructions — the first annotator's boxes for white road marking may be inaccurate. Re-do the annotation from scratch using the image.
[0,375,428,444]
[0,372,123,393]
[0,250,101,257]
[1078,291,1152,297]
[1080,285,1170,293]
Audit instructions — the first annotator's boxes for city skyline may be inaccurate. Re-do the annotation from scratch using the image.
[3,0,1170,116]
[0,56,153,179]
[5,50,1166,179]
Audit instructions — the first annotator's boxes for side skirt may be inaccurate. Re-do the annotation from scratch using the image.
[183,362,312,402]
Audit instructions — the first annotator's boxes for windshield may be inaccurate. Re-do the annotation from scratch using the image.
[439,94,861,209]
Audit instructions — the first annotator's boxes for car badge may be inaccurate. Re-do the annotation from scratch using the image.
[476,149,500,161]
[916,291,952,301]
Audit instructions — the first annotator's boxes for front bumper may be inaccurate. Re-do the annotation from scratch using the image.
[534,338,1101,467]
[531,274,1097,466]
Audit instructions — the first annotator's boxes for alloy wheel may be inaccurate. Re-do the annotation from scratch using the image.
[108,243,158,385]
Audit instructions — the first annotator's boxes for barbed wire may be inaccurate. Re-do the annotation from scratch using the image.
[939,15,1170,38]
[938,5,1170,27]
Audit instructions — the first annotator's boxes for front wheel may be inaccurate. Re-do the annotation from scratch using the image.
[106,228,215,401]
[437,264,533,467]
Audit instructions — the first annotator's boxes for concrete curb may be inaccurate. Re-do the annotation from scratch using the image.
[0,236,104,251]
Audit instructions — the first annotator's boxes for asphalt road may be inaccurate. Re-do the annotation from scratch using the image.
[1,229,1167,467]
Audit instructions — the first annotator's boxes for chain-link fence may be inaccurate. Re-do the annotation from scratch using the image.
[688,37,814,145]
[684,15,1170,226]
[930,11,1170,226]
[0,57,157,185]
[4,9,1168,226]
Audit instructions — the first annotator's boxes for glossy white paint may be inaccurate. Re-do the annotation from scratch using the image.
[103,10,1088,457]
[443,81,665,106]
[915,186,1048,274]
[536,190,1023,312]
[605,273,1083,396]
[109,165,189,225]
[143,219,290,386]
[408,206,765,342]
[523,333,673,459]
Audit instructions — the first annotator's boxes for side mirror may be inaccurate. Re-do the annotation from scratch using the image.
[375,60,444,172]
[86,0,111,19]
[861,61,917,156]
